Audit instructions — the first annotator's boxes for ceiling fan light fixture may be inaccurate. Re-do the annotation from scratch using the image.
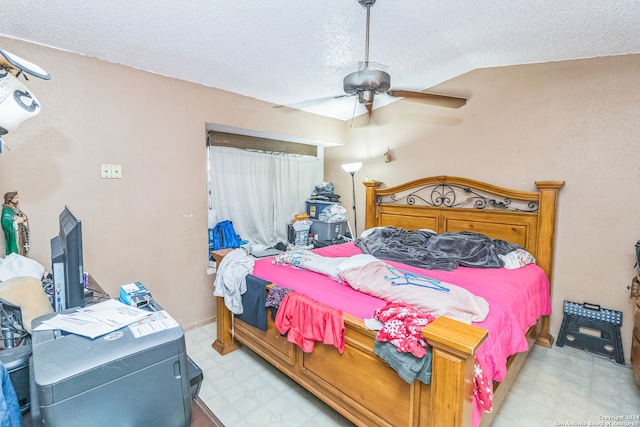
[343,69,390,95]
[358,91,374,105]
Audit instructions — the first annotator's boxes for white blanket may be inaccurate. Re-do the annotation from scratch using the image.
[337,254,489,324]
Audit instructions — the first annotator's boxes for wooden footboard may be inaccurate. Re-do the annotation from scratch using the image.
[213,296,487,427]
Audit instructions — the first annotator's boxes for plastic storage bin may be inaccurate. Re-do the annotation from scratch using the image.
[306,201,337,219]
[288,222,311,246]
[310,219,346,241]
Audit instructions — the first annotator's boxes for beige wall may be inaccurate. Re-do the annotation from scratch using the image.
[0,37,345,329]
[3,36,638,361]
[325,54,640,360]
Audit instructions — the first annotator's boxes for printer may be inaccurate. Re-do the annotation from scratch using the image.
[29,305,192,426]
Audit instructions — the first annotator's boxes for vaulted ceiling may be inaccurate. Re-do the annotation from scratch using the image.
[2,1,639,120]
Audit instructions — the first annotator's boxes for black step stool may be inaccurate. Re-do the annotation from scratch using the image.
[556,300,624,364]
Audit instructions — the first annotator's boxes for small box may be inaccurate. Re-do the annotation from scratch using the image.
[310,219,346,241]
[306,201,337,219]
[119,282,152,308]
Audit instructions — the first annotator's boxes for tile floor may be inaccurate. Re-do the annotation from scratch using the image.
[185,322,640,427]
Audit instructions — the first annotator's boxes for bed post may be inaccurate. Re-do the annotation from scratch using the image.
[363,180,382,230]
[534,180,565,348]
[423,317,488,427]
[212,296,242,355]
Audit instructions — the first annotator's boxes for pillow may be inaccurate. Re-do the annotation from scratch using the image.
[273,250,347,281]
[359,227,384,239]
[0,253,45,281]
[499,249,536,269]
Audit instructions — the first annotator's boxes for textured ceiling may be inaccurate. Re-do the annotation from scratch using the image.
[1,1,639,120]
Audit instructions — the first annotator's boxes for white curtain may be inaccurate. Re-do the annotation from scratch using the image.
[209,146,321,247]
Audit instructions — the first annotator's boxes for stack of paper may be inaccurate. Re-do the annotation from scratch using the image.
[34,299,167,339]
[128,310,180,338]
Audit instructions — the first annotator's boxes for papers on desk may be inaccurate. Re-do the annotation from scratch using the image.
[34,299,166,339]
[128,310,179,338]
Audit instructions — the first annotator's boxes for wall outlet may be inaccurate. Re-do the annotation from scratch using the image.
[101,164,112,179]
[112,164,122,179]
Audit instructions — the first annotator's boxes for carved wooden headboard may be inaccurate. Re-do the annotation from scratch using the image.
[363,176,564,346]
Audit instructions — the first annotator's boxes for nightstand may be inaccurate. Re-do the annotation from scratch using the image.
[211,248,233,267]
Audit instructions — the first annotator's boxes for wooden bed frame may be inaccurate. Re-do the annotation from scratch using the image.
[212,176,564,427]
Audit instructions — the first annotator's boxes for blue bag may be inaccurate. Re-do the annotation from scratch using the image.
[211,220,241,250]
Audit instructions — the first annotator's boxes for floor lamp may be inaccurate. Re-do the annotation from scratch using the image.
[341,162,362,239]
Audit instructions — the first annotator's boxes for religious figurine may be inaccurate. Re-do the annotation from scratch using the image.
[1,191,29,255]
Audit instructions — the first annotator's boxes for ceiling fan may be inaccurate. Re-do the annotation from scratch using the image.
[276,0,467,118]
[347,0,466,114]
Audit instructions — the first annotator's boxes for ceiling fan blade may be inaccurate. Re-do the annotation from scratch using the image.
[273,94,350,109]
[386,90,467,109]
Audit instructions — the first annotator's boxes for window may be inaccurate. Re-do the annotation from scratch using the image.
[207,129,322,247]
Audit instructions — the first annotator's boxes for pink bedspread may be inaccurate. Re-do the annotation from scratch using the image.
[252,242,551,423]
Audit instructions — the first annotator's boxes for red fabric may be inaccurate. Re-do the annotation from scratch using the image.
[275,292,345,353]
[473,361,493,414]
[374,301,435,358]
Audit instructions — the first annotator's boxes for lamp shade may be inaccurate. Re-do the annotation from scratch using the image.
[341,162,362,174]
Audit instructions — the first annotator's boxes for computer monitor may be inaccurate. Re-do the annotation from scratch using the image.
[50,206,84,311]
